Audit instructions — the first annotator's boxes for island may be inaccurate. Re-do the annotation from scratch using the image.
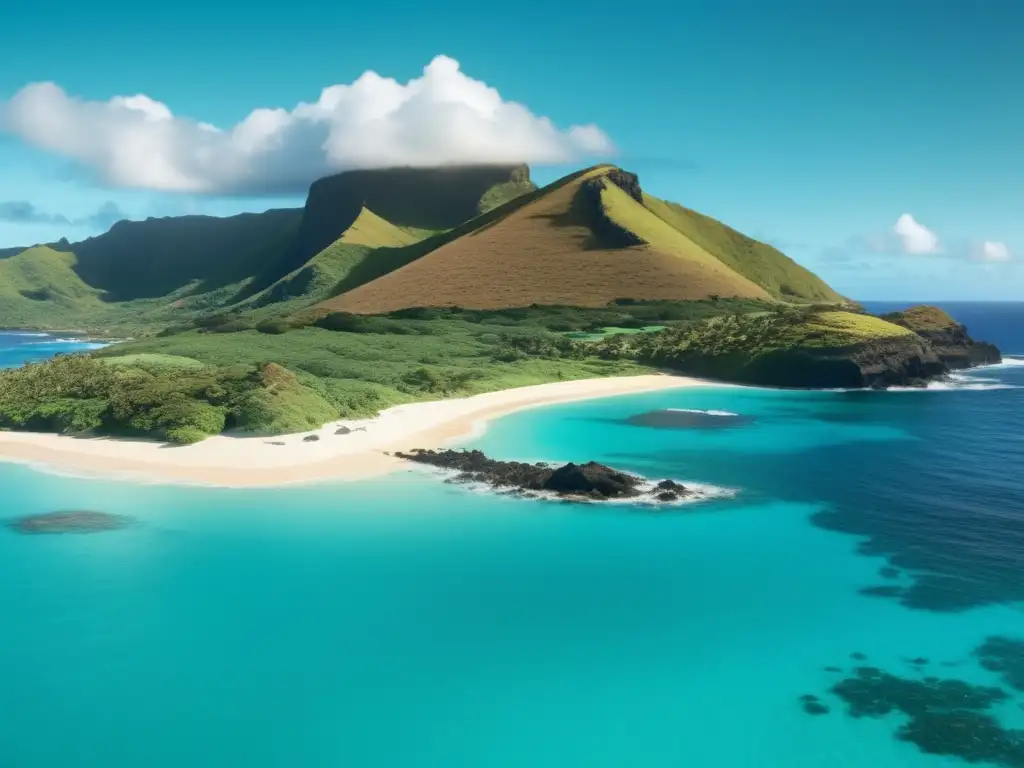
[394,448,704,504]
[0,164,1002,460]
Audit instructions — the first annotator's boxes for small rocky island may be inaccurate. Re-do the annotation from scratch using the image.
[394,448,703,504]
[7,510,134,535]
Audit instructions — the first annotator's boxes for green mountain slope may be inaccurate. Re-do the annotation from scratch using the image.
[0,166,536,332]
[643,195,843,303]
[641,196,845,303]
[72,209,304,301]
[0,163,846,334]
[237,165,536,300]
[247,207,441,310]
[319,166,825,314]
[0,246,108,327]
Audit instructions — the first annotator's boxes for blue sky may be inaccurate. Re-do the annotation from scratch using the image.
[1,0,1020,300]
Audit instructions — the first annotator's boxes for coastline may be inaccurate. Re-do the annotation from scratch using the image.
[0,374,719,488]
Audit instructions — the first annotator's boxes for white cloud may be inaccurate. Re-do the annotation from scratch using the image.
[0,55,615,195]
[893,213,940,255]
[973,240,1011,262]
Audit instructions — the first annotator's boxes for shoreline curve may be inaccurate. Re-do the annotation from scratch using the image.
[0,374,721,488]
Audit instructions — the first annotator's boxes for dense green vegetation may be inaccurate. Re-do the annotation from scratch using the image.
[0,355,337,444]
[596,307,910,359]
[0,162,875,443]
[587,306,916,386]
[0,297,969,441]
[6,302,715,442]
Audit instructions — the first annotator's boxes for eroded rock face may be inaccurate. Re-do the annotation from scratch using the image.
[606,169,644,204]
[579,176,646,248]
[688,329,994,390]
[394,448,697,504]
[881,305,1003,370]
[8,511,133,535]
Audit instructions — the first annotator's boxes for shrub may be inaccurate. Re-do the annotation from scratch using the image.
[256,319,292,335]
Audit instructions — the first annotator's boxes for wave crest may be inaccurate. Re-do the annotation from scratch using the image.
[665,408,740,417]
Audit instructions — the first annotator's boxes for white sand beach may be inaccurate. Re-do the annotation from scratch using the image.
[0,374,717,487]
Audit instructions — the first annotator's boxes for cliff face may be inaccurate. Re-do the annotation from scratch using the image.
[295,164,532,262]
[641,306,1001,390]
[881,305,1002,370]
[242,164,534,298]
[662,334,945,389]
[899,322,1001,369]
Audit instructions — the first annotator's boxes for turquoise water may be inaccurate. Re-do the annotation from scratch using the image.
[0,330,108,368]
[2,315,1024,766]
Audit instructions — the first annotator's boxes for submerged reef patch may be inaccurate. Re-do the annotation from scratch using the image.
[808,642,1024,767]
[976,637,1024,693]
[8,510,134,535]
[623,409,754,430]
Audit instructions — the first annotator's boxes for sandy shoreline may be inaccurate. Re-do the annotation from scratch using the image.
[0,374,720,488]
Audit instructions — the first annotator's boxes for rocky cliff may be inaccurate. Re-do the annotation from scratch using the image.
[881,305,1002,369]
[243,164,534,297]
[617,306,1001,390]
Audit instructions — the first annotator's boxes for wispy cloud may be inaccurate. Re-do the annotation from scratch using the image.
[856,214,1012,263]
[0,200,125,228]
[971,240,1011,262]
[0,55,615,196]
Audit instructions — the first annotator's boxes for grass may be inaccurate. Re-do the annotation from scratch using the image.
[800,311,915,345]
[589,307,921,387]
[326,167,779,314]
[564,325,667,341]
[880,305,958,332]
[642,194,847,303]
[598,182,772,298]
[0,167,538,335]
[337,207,429,248]
[477,177,539,214]
[1,164,850,339]
[99,353,206,369]
[0,300,931,442]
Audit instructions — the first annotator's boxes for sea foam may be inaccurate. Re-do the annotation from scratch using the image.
[665,408,740,417]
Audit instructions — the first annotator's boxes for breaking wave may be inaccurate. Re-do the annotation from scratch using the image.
[665,408,740,417]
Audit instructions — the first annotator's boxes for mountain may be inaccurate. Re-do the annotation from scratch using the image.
[316,165,846,314]
[0,163,844,333]
[0,165,535,331]
[238,164,536,300]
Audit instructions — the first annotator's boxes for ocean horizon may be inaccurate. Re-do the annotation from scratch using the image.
[2,302,1024,767]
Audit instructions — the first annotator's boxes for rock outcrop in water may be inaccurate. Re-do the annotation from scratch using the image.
[394,448,698,503]
[8,510,133,534]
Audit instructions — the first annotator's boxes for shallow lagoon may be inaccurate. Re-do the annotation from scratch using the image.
[2,326,1024,766]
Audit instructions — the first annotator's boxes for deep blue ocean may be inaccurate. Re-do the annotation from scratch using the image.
[1,305,1023,767]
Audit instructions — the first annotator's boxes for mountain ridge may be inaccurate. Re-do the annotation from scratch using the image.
[0,163,847,333]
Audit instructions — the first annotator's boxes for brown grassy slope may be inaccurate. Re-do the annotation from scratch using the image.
[320,169,772,314]
[642,196,846,304]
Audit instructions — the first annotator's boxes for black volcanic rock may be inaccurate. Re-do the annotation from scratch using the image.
[606,169,644,204]
[544,461,636,497]
[881,305,1002,369]
[579,174,646,247]
[394,448,699,504]
[8,511,133,535]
